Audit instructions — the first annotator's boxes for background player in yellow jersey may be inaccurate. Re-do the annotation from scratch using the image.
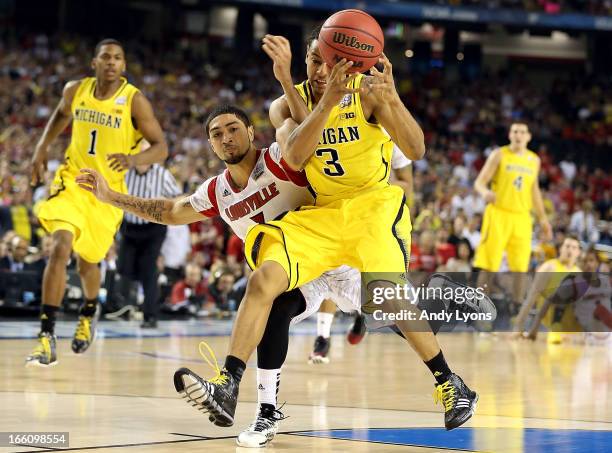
[473,122,553,313]
[513,235,581,342]
[26,39,168,367]
[170,30,478,432]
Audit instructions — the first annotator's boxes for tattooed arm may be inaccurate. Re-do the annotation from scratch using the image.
[76,168,202,225]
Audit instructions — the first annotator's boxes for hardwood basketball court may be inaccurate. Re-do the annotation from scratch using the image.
[0,319,610,452]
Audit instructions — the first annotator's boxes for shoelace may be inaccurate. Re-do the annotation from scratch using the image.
[198,341,228,385]
[252,403,288,432]
[74,317,91,341]
[433,381,456,412]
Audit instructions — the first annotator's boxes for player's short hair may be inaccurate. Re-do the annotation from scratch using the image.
[94,38,124,57]
[307,25,322,51]
[563,234,581,247]
[204,104,251,137]
[510,121,530,131]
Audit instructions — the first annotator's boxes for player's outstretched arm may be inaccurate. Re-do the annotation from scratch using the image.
[280,59,358,170]
[474,149,501,203]
[512,260,555,335]
[30,80,80,186]
[361,54,425,161]
[107,92,169,172]
[76,168,201,225]
[263,35,310,126]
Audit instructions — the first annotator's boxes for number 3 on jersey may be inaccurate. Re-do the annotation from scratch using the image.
[316,148,345,177]
[88,129,98,156]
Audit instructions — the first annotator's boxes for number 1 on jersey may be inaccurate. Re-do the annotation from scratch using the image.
[88,129,98,155]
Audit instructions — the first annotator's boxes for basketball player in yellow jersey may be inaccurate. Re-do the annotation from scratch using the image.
[26,39,168,367]
[473,122,553,312]
[513,235,582,342]
[173,32,478,432]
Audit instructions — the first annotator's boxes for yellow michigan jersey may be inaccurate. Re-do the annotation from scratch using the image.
[295,75,394,205]
[474,146,540,272]
[538,259,582,332]
[491,145,539,213]
[37,77,142,263]
[244,76,412,289]
[64,77,143,190]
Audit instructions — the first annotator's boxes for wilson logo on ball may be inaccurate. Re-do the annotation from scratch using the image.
[332,32,375,53]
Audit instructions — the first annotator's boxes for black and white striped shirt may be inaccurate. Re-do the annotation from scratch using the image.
[124,164,182,224]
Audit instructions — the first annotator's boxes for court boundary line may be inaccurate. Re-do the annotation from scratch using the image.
[1,390,609,426]
[283,429,481,452]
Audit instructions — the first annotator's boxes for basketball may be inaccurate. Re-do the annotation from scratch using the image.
[318,9,384,73]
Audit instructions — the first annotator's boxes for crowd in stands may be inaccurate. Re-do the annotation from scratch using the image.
[0,33,610,314]
[431,0,612,15]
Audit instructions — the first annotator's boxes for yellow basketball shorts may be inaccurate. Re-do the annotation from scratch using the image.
[473,204,533,272]
[37,164,124,263]
[244,185,412,290]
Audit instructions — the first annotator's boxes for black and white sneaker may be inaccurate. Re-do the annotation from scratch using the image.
[434,373,478,430]
[173,366,238,427]
[308,336,330,364]
[427,274,497,321]
[236,403,287,447]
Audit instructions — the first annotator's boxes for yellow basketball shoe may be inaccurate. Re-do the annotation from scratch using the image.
[25,332,58,367]
[72,305,100,353]
[547,323,564,344]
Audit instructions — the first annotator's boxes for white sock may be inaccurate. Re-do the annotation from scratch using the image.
[317,312,334,338]
[257,368,281,408]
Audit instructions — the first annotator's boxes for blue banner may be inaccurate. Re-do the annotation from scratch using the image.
[235,0,612,31]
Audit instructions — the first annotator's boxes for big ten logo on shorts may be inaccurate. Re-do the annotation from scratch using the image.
[339,112,355,119]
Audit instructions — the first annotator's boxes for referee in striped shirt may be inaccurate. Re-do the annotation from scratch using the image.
[117,146,182,328]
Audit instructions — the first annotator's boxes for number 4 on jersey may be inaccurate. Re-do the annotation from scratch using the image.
[513,175,523,190]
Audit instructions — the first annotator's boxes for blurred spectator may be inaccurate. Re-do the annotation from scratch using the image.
[411,230,437,272]
[448,214,468,247]
[569,200,600,243]
[225,233,245,269]
[440,238,474,273]
[0,235,44,273]
[208,268,238,314]
[190,218,224,268]
[435,226,456,266]
[167,263,210,314]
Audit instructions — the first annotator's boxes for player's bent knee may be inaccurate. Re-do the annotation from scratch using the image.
[49,236,72,264]
[246,263,288,303]
[77,258,99,276]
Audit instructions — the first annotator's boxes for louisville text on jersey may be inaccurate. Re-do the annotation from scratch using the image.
[224,182,281,221]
